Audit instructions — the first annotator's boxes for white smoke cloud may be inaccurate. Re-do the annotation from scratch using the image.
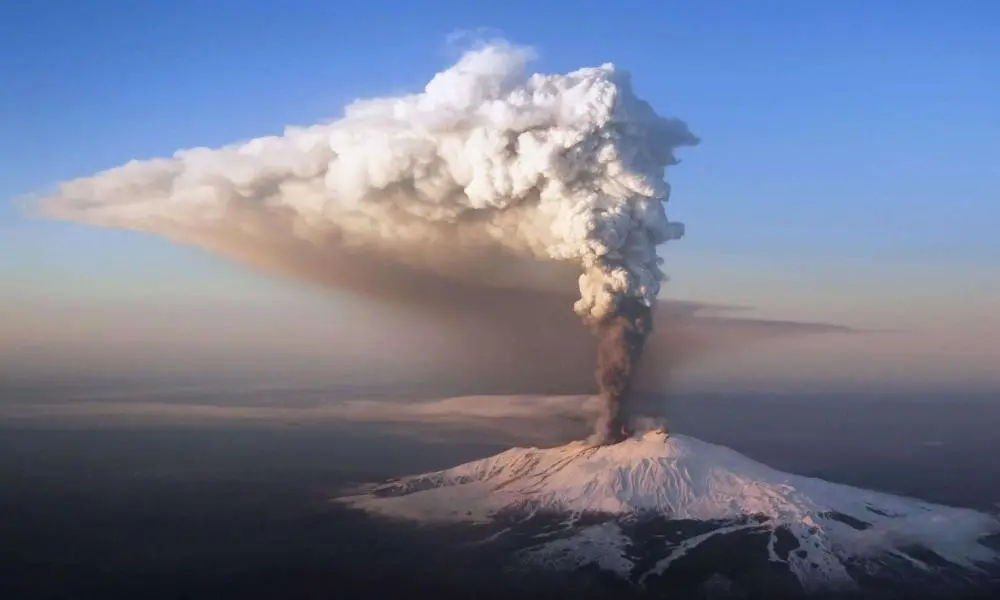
[32,41,697,322]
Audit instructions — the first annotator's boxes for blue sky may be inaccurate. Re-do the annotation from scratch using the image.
[2,1,998,388]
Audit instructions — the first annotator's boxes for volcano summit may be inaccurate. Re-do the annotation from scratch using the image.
[340,430,1000,599]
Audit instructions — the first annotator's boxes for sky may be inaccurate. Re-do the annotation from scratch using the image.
[2,0,998,391]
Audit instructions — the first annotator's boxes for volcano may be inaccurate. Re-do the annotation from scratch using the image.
[339,430,1000,598]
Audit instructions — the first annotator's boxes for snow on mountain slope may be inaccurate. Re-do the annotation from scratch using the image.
[339,430,1000,591]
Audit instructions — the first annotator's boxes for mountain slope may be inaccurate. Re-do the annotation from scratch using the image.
[339,430,1000,594]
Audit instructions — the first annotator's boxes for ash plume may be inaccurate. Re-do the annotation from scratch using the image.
[591,298,654,444]
[27,41,698,442]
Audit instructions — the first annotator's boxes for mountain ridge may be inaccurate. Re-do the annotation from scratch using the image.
[339,430,1000,594]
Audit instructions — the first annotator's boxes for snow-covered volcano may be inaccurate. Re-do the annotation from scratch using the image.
[340,430,1000,597]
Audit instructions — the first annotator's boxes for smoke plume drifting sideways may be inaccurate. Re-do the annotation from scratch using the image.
[30,41,698,443]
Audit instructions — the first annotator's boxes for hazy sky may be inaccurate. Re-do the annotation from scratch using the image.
[2,1,998,390]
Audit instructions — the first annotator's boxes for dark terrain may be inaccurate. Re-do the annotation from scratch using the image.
[1,386,998,599]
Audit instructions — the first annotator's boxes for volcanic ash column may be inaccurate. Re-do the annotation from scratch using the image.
[31,42,698,443]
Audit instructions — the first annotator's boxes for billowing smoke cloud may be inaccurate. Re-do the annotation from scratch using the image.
[30,41,698,443]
